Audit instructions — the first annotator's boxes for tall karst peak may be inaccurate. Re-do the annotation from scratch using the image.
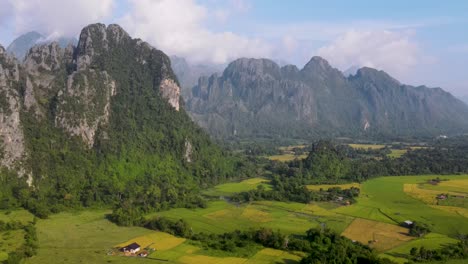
[353,67,400,86]
[224,58,280,79]
[302,56,333,72]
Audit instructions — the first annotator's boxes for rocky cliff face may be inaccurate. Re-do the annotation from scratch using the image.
[0,46,26,171]
[0,23,185,175]
[187,57,468,140]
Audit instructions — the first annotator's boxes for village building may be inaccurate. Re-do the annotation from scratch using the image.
[403,220,413,227]
[120,242,141,254]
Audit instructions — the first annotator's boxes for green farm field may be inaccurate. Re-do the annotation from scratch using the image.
[147,200,353,235]
[2,175,466,263]
[333,175,468,235]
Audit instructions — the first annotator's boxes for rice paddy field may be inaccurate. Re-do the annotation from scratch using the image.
[2,174,466,263]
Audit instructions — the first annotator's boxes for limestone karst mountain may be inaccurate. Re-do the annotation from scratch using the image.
[186,57,468,141]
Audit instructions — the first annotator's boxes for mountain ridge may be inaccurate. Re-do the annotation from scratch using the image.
[186,57,468,141]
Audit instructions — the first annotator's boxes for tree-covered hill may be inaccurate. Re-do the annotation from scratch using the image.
[0,23,253,216]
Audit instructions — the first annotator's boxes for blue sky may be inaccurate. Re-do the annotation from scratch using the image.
[0,0,467,96]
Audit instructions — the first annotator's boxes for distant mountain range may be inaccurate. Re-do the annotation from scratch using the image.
[186,57,468,141]
[6,31,77,61]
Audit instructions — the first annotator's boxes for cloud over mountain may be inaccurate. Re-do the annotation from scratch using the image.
[120,0,272,64]
[317,29,421,78]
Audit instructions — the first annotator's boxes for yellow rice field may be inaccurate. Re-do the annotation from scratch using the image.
[430,205,468,218]
[241,207,271,223]
[404,183,466,205]
[403,184,440,205]
[341,218,412,252]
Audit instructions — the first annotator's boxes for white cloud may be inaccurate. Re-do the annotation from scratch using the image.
[120,0,271,64]
[317,30,421,77]
[6,0,114,38]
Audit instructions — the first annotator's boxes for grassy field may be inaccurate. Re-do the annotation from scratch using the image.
[147,200,353,235]
[17,209,303,264]
[203,178,272,197]
[0,209,34,224]
[24,210,162,264]
[333,175,468,236]
[0,229,25,262]
[306,182,360,191]
[3,175,467,263]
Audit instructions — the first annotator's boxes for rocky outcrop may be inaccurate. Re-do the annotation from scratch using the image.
[0,46,26,170]
[159,78,180,111]
[184,139,193,162]
[55,70,116,147]
[22,42,72,117]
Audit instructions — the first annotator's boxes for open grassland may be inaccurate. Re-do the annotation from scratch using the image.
[147,200,353,235]
[341,218,413,252]
[333,175,468,236]
[203,178,272,197]
[306,182,360,191]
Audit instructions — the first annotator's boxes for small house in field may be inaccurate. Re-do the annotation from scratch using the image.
[403,220,413,227]
[120,242,141,254]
